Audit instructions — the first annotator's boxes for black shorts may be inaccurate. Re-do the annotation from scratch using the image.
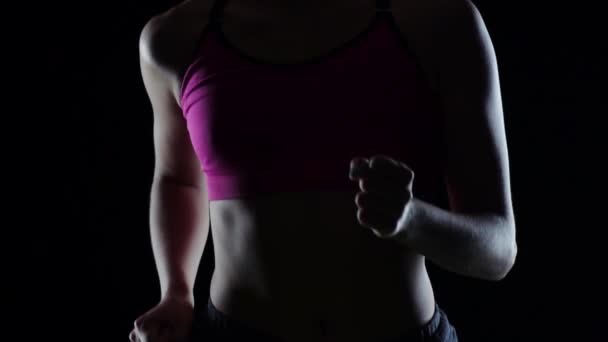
[189,296,459,342]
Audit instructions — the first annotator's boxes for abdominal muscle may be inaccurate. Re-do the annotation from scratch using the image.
[207,190,436,342]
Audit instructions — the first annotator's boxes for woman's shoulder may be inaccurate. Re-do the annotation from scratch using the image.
[139,0,212,74]
[393,0,491,85]
[395,0,483,37]
[139,1,214,99]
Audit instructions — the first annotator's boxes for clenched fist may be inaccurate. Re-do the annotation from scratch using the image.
[349,154,415,239]
[129,294,195,342]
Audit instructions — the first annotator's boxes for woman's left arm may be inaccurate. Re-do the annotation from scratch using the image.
[394,0,517,281]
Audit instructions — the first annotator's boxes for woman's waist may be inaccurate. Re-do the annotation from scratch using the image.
[210,218,429,294]
[209,198,431,304]
[209,259,436,341]
[211,258,434,310]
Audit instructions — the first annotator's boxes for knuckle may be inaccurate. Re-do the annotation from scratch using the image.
[359,179,369,192]
[359,179,367,191]
[355,192,364,206]
[357,208,365,221]
[370,156,385,169]
[134,318,145,330]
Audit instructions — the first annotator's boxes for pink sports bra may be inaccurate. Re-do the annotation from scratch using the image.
[180,0,448,204]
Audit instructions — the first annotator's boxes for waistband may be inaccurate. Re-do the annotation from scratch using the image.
[203,296,446,341]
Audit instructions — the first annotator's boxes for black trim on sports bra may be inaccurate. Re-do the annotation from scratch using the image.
[209,0,393,26]
[207,0,397,68]
[180,0,438,101]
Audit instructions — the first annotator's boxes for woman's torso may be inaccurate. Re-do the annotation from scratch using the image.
[160,0,443,341]
[209,191,436,342]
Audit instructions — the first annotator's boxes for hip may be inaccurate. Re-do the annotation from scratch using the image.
[207,255,438,341]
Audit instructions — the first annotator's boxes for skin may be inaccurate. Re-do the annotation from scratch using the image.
[132,0,516,341]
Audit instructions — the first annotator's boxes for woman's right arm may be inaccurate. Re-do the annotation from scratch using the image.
[138,16,210,305]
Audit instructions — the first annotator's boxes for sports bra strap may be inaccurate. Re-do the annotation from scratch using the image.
[208,0,227,28]
[375,0,391,12]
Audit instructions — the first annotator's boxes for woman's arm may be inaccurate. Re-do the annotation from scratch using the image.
[393,0,517,281]
[139,17,210,303]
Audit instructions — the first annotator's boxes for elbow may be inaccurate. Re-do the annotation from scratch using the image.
[489,217,518,281]
[488,239,518,281]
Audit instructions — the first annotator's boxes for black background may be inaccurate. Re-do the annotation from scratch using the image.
[32,0,602,341]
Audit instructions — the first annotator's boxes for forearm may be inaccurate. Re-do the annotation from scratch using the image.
[149,177,210,301]
[395,197,516,281]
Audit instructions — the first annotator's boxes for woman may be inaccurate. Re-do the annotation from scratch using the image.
[130,0,517,341]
